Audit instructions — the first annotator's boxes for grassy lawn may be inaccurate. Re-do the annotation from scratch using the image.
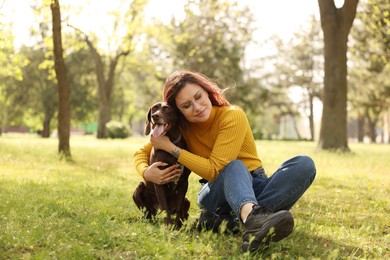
[0,134,389,259]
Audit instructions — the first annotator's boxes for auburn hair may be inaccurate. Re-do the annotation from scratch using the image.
[162,70,230,130]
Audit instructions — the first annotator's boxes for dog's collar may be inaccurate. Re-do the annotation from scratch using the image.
[171,134,182,145]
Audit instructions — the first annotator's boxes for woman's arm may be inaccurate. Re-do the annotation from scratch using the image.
[133,141,183,184]
[151,108,254,181]
[179,109,248,181]
[133,142,152,177]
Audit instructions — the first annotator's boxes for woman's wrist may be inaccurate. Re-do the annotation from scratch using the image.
[169,145,182,159]
[142,169,149,181]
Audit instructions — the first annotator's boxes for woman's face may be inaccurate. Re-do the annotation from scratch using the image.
[175,83,212,123]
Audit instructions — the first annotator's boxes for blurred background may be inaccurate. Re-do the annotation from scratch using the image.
[0,0,389,144]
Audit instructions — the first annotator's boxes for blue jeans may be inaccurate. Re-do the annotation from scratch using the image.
[197,155,316,219]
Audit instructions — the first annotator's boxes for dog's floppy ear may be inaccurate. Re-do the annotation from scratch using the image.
[144,107,152,135]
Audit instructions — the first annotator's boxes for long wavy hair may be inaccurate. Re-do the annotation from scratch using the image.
[163,70,230,129]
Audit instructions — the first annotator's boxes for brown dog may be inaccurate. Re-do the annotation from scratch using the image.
[133,102,191,228]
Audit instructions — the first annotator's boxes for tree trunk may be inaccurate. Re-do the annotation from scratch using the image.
[84,40,109,139]
[0,102,8,136]
[291,115,302,140]
[82,37,129,139]
[365,108,379,143]
[317,0,358,151]
[309,93,315,141]
[97,94,111,138]
[41,112,52,138]
[51,0,71,158]
[368,119,377,143]
[357,112,364,142]
[385,110,390,144]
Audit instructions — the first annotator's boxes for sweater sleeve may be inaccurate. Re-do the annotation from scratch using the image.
[133,142,152,178]
[178,108,248,181]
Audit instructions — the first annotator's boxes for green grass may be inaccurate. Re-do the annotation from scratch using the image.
[0,134,389,259]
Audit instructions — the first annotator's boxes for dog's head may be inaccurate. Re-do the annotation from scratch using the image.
[145,102,178,137]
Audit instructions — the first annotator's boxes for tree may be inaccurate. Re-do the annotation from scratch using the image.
[118,41,169,124]
[18,46,57,137]
[69,0,147,139]
[51,0,71,158]
[273,16,323,141]
[349,0,390,143]
[167,0,262,112]
[0,17,25,135]
[17,44,96,137]
[317,0,359,151]
[66,47,97,126]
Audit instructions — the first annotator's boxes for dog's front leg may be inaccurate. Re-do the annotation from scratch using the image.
[154,184,173,225]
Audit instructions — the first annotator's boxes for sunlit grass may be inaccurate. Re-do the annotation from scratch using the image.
[0,134,389,259]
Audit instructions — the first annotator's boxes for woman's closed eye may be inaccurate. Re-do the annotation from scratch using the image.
[182,103,191,109]
[180,91,202,109]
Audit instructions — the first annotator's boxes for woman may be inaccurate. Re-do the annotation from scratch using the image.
[133,70,316,252]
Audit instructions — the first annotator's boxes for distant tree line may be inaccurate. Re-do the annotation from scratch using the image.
[0,0,389,155]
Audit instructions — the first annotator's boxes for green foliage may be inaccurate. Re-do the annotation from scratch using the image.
[65,46,97,124]
[106,120,130,139]
[0,19,27,134]
[349,0,390,141]
[124,0,268,124]
[351,0,389,73]
[0,135,389,259]
[270,15,323,141]
[166,0,269,116]
[1,0,389,145]
[17,45,57,132]
[15,39,97,134]
[118,41,168,122]
[169,0,253,80]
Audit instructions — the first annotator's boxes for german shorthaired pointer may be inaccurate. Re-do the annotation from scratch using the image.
[133,102,191,228]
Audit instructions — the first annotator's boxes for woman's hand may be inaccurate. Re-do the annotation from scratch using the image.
[143,162,183,185]
[150,135,173,151]
[150,135,182,158]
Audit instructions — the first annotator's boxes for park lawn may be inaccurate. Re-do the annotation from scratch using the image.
[0,134,389,259]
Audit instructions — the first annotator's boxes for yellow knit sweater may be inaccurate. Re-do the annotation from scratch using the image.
[133,105,262,181]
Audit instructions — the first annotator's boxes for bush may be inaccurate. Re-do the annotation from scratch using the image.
[105,121,130,139]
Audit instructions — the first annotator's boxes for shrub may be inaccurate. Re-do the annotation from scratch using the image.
[105,121,130,139]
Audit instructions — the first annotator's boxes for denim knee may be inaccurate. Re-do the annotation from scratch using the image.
[296,155,316,183]
[198,159,257,217]
[207,160,249,184]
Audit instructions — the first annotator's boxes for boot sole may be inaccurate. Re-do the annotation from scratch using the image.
[242,211,294,252]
